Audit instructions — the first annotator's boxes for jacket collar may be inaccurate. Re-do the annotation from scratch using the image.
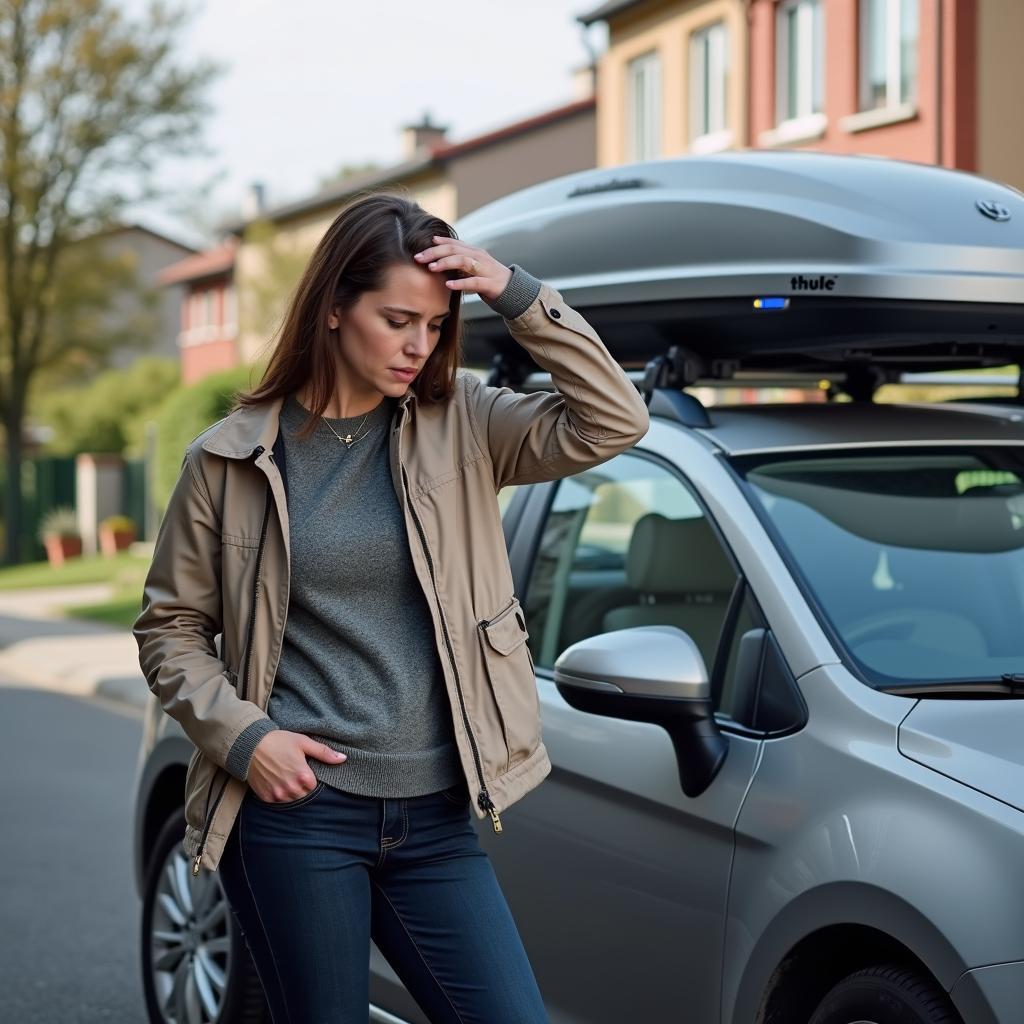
[200,385,416,459]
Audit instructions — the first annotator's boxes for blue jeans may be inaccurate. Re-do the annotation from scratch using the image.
[217,777,550,1024]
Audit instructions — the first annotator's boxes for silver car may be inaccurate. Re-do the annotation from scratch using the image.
[133,151,1024,1023]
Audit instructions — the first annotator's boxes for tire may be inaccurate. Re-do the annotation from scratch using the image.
[140,808,270,1024]
[809,964,961,1024]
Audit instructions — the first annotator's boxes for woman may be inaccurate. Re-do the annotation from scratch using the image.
[133,191,649,1022]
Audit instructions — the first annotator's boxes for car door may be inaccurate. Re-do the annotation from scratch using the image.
[479,449,765,1024]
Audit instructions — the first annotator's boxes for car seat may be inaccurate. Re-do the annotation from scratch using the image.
[601,512,736,673]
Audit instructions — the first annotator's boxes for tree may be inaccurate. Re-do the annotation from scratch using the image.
[153,362,265,510]
[240,217,313,361]
[29,227,162,391]
[0,0,220,564]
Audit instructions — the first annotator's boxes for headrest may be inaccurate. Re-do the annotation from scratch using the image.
[626,513,735,595]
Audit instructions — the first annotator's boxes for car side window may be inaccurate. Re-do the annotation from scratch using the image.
[522,453,740,710]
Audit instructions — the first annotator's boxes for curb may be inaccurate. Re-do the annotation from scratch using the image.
[0,633,150,710]
[94,674,151,709]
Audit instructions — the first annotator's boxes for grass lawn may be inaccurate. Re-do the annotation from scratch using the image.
[0,549,151,628]
[0,549,151,589]
[62,590,144,629]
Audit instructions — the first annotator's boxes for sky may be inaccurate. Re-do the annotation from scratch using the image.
[126,0,608,249]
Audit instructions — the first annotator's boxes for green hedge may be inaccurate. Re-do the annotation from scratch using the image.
[154,363,268,511]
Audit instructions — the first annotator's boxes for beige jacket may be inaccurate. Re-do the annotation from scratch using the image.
[133,280,650,875]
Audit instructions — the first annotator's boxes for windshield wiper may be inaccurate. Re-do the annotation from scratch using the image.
[882,675,1024,698]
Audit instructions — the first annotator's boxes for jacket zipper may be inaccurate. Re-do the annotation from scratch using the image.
[400,458,503,834]
[192,445,273,876]
[478,595,519,630]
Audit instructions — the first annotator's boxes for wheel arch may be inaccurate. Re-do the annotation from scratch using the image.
[134,751,188,898]
[728,882,970,1024]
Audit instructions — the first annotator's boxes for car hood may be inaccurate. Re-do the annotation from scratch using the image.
[899,699,1024,813]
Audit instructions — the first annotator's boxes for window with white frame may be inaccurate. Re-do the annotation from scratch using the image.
[183,286,223,344]
[224,283,237,332]
[627,50,661,161]
[690,22,730,146]
[776,0,824,125]
[861,0,918,111]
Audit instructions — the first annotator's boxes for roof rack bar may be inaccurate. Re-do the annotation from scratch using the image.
[480,349,1024,428]
[641,349,712,426]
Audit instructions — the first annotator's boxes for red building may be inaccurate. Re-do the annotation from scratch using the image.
[156,238,238,387]
[748,0,981,173]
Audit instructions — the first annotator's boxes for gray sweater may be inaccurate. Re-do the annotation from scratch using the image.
[223,263,543,795]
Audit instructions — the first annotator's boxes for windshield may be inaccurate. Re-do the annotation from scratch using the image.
[734,446,1024,688]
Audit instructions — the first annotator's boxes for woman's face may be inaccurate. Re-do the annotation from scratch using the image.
[329,261,452,402]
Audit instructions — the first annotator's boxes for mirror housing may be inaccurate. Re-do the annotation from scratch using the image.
[553,625,728,797]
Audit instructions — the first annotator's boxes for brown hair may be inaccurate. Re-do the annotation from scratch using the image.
[233,190,465,440]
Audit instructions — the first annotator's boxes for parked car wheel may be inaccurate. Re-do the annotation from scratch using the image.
[808,964,960,1024]
[140,809,269,1024]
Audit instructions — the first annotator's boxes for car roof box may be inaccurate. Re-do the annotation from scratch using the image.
[453,152,1024,379]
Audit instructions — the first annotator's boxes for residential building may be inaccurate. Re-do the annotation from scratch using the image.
[155,238,239,387]
[159,90,598,381]
[578,0,749,165]
[578,0,1024,191]
[83,223,196,371]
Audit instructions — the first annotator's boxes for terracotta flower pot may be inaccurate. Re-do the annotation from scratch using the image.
[99,524,136,557]
[43,534,82,568]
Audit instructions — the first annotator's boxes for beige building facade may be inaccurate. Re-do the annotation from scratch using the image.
[582,0,749,167]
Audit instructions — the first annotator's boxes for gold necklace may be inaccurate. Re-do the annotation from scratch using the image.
[318,405,379,449]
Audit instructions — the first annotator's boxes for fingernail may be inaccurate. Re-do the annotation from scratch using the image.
[336,752,347,760]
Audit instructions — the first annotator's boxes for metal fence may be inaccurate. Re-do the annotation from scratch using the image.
[0,454,150,564]
[0,455,77,563]
[123,457,148,543]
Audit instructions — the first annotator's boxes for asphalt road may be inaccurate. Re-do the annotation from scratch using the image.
[0,683,147,1022]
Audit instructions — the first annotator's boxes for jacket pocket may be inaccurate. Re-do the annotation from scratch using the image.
[477,595,540,774]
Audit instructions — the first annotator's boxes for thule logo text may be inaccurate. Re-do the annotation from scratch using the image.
[790,274,837,292]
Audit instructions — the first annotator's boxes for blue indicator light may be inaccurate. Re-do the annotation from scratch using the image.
[753,297,790,311]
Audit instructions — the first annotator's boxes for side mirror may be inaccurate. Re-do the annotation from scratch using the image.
[553,625,728,798]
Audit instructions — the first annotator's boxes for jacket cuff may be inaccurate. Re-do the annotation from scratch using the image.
[482,263,542,320]
[225,717,279,781]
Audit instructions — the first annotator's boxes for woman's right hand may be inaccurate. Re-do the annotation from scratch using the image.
[247,730,347,803]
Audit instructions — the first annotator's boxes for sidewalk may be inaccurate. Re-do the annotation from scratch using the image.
[0,584,150,709]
